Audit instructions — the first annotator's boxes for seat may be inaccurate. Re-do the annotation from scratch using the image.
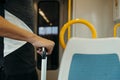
[58,19,120,80]
[58,37,120,80]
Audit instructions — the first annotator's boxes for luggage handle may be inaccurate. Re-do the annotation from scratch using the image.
[41,47,47,59]
[41,47,47,80]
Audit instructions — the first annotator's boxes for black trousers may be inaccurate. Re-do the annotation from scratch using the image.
[5,70,38,80]
[1,70,38,80]
[0,66,5,80]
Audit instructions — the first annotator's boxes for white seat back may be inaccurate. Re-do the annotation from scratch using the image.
[58,37,120,80]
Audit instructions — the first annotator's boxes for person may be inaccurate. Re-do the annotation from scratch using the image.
[0,0,55,80]
[0,16,55,80]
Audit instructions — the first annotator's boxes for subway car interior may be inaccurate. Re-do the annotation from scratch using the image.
[34,0,120,80]
[1,0,120,80]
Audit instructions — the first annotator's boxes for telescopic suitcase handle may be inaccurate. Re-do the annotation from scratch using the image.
[41,47,47,59]
[41,47,47,80]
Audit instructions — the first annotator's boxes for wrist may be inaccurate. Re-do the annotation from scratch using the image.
[27,34,37,44]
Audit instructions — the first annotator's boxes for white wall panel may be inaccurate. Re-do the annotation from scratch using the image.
[72,0,114,38]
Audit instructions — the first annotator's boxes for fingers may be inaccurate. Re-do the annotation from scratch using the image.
[48,46,54,55]
[34,37,55,55]
[36,47,42,55]
[36,46,54,55]
[48,42,55,54]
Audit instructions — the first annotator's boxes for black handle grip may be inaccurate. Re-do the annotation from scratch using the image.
[41,47,47,59]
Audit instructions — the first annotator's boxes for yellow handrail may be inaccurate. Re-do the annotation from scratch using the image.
[68,0,71,40]
[114,23,120,37]
[59,19,97,49]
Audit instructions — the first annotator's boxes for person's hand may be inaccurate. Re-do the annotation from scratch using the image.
[29,35,55,55]
[0,16,54,54]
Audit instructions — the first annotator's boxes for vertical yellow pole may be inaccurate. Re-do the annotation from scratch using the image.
[68,0,71,40]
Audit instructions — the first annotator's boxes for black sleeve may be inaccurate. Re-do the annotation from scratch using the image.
[0,0,5,17]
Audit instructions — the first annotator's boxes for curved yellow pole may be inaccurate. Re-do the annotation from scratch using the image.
[114,23,120,37]
[59,19,97,49]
